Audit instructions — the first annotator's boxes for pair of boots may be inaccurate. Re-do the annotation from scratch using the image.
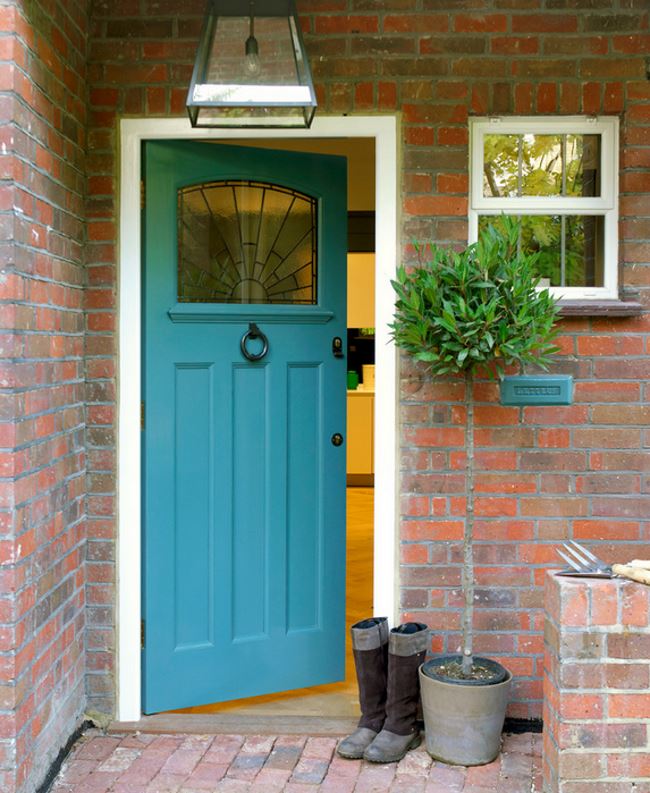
[337,618,428,763]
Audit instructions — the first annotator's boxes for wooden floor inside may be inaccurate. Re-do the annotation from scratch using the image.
[171,487,374,720]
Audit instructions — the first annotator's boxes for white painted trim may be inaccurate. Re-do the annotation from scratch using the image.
[117,116,399,722]
[468,115,619,300]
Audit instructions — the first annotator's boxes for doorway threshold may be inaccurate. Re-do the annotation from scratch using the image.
[110,713,357,736]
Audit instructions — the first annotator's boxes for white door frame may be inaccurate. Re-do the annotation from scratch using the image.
[117,115,399,722]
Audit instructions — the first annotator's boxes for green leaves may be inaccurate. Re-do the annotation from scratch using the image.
[391,217,561,379]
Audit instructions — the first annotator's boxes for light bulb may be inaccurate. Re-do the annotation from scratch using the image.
[245,35,261,78]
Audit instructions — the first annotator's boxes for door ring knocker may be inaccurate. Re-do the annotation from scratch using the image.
[240,323,269,362]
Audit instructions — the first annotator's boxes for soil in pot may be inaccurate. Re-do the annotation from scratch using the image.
[422,655,508,685]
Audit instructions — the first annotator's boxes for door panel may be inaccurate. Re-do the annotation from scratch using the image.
[143,141,347,714]
[174,362,214,650]
[231,363,268,641]
[286,363,322,632]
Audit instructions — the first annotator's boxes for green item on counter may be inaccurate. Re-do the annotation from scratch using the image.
[347,370,359,390]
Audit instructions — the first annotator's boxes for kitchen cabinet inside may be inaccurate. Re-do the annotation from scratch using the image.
[347,390,374,486]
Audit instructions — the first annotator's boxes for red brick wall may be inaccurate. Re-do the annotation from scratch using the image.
[399,311,650,721]
[543,572,650,792]
[84,1,650,721]
[0,1,89,791]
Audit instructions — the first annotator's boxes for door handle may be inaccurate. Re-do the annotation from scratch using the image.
[240,323,269,361]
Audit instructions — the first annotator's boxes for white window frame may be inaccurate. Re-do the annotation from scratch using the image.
[469,115,619,300]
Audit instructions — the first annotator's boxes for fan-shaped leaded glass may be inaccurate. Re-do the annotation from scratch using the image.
[178,180,317,304]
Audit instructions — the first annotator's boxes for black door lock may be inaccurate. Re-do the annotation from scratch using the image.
[332,337,344,358]
[331,433,344,446]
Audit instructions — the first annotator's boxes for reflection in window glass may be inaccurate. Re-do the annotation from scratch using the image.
[177,180,317,304]
[478,215,604,288]
[565,134,600,197]
[519,135,563,197]
[483,134,520,197]
[483,134,601,198]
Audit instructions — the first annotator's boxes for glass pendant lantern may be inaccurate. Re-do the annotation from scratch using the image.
[187,0,318,128]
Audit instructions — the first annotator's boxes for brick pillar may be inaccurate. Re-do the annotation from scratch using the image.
[543,571,650,793]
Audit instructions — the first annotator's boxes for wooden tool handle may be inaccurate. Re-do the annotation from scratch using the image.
[628,560,650,570]
[612,564,650,586]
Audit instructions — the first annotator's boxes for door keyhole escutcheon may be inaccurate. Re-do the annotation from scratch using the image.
[332,337,344,358]
[240,323,269,362]
[331,433,344,447]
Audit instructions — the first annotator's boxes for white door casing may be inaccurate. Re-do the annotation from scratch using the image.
[117,116,399,722]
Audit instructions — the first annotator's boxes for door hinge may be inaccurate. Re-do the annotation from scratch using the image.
[141,401,145,430]
[141,619,145,650]
[141,180,145,210]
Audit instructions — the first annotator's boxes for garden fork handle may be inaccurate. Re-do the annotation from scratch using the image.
[612,564,650,586]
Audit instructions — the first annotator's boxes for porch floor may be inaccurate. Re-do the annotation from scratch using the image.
[49,729,542,792]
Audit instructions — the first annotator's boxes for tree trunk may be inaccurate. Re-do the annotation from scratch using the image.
[461,370,475,676]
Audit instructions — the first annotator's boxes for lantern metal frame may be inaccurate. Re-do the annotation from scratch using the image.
[187,0,317,128]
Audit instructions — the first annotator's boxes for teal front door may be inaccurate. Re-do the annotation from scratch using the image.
[142,141,347,714]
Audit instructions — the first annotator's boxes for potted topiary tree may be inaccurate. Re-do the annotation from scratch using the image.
[391,217,560,766]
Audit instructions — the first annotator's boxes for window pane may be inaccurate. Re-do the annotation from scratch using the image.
[478,215,604,288]
[565,215,604,287]
[483,134,520,197]
[483,134,563,197]
[178,180,317,304]
[483,133,602,198]
[519,135,563,196]
[565,134,601,197]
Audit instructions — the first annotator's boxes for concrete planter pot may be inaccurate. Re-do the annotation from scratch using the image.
[419,658,512,766]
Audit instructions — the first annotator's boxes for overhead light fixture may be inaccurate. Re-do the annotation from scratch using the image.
[187,0,317,128]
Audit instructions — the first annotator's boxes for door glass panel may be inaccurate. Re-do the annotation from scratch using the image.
[178,180,317,304]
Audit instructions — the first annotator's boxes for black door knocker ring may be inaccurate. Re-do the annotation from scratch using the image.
[240,323,269,362]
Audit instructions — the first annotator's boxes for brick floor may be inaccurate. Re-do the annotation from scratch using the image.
[48,730,542,792]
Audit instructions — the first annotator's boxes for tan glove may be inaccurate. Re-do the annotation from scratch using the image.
[628,560,650,570]
[612,564,650,586]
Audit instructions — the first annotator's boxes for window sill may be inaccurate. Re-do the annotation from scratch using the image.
[558,300,644,317]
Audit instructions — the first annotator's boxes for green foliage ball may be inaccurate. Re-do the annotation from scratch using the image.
[391,217,560,378]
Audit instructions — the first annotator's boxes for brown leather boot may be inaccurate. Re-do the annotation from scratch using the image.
[363,622,428,763]
[336,617,388,759]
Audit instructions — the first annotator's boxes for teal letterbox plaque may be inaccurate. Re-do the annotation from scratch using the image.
[500,375,573,406]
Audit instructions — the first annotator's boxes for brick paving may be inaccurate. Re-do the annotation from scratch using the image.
[49,730,542,792]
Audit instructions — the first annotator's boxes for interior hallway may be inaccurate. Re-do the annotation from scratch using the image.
[174,487,374,719]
